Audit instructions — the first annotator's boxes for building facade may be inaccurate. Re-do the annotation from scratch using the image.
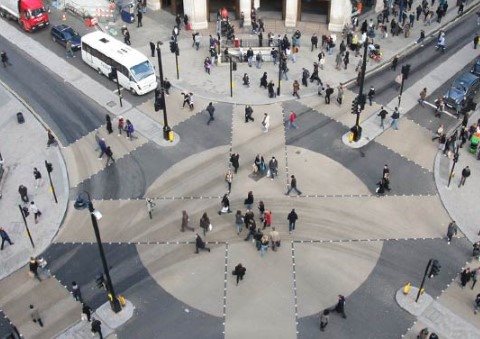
[151,0,352,32]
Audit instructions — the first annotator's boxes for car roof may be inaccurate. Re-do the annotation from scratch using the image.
[453,72,479,86]
[53,24,73,31]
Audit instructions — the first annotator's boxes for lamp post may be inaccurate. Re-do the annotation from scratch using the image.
[447,145,460,188]
[74,191,122,313]
[350,38,369,141]
[229,56,233,97]
[277,44,282,96]
[397,64,411,109]
[156,41,172,141]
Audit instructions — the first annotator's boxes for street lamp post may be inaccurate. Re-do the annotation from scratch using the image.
[156,41,172,140]
[350,39,369,141]
[18,204,35,248]
[277,44,282,96]
[447,145,460,188]
[74,191,122,313]
[397,64,411,109]
[229,56,233,97]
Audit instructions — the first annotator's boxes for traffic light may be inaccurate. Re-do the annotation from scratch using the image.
[45,161,53,173]
[169,40,176,53]
[108,67,117,81]
[95,273,105,289]
[401,64,411,80]
[351,96,359,114]
[428,259,441,278]
[358,93,366,110]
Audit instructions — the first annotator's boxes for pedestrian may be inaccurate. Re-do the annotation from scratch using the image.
[335,52,342,70]
[459,166,471,187]
[267,81,276,98]
[378,106,388,129]
[244,218,256,241]
[263,209,272,229]
[123,28,131,45]
[268,156,278,179]
[260,72,268,89]
[320,309,330,331]
[105,115,113,134]
[149,41,155,57]
[125,119,136,140]
[98,138,107,159]
[232,263,246,285]
[367,86,375,106]
[163,78,171,95]
[29,257,41,281]
[225,168,233,192]
[66,40,74,58]
[18,184,29,203]
[288,111,298,129]
[218,193,231,214]
[382,164,391,191]
[391,55,399,71]
[336,84,344,105]
[292,80,300,99]
[91,318,103,339]
[311,33,318,51]
[117,116,125,135]
[434,97,444,117]
[301,68,309,87]
[471,267,479,290]
[475,293,480,314]
[458,2,464,15]
[343,51,349,70]
[287,208,298,234]
[230,153,240,173]
[1,51,9,67]
[475,35,480,49]
[235,210,244,235]
[247,47,254,67]
[390,107,400,130]
[416,4,423,21]
[245,105,254,122]
[181,210,195,232]
[199,212,210,236]
[332,295,347,318]
[446,221,458,244]
[206,102,215,125]
[46,129,57,147]
[33,167,42,189]
[262,113,270,133]
[137,10,143,27]
[419,88,427,106]
[461,267,471,287]
[105,146,115,166]
[0,227,13,250]
[416,29,426,46]
[30,305,43,327]
[325,85,334,104]
[244,191,254,209]
[72,281,82,302]
[255,52,263,69]
[286,175,302,195]
[82,304,92,322]
[29,201,42,224]
[195,233,211,253]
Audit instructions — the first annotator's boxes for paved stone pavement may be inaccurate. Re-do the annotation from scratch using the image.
[0,81,69,280]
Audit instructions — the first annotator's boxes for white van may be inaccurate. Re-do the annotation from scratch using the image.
[81,31,157,95]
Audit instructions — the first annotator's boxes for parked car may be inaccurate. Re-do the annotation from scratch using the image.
[471,58,480,77]
[443,72,480,114]
[50,24,81,50]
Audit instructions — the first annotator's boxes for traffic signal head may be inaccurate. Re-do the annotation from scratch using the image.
[95,273,105,289]
[45,161,53,173]
[429,259,441,278]
[108,67,117,80]
[351,96,359,114]
[401,64,411,80]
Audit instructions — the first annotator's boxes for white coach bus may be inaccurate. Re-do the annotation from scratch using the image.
[81,31,157,95]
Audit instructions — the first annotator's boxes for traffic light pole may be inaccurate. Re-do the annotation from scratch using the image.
[416,259,433,302]
[88,198,122,313]
[447,145,460,188]
[156,42,171,139]
[18,204,35,248]
[175,52,179,80]
[397,74,405,109]
[355,40,369,128]
[277,45,282,96]
[113,68,123,108]
[45,160,58,204]
[229,56,233,97]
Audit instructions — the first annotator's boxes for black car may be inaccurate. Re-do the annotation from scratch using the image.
[50,24,81,50]
[443,72,480,114]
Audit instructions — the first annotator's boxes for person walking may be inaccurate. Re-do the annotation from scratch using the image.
[218,193,231,214]
[382,164,391,191]
[262,113,270,133]
[106,115,113,134]
[269,227,280,251]
[98,138,107,159]
[343,51,350,70]
[245,105,254,122]
[325,85,334,104]
[123,28,131,45]
[230,153,240,173]
[225,168,233,193]
[1,51,10,67]
[137,10,143,27]
[149,41,156,57]
[72,281,82,302]
[255,52,263,69]
[459,166,471,187]
[0,227,13,250]
[419,88,427,106]
[446,221,458,244]
[181,210,195,232]
[117,116,125,135]
[199,213,210,236]
[292,80,300,99]
[195,233,211,253]
[29,257,41,281]
[244,191,254,209]
[390,107,400,130]
[268,156,278,179]
[331,295,347,318]
[320,309,330,331]
[378,106,388,129]
[91,318,103,338]
[367,86,375,106]
[232,263,246,285]
[105,146,115,166]
[287,208,298,234]
[82,304,92,322]
[18,184,29,202]
[30,304,43,327]
[391,55,399,71]
[46,129,57,147]
[260,72,268,89]
[206,102,215,125]
[125,120,136,140]
[337,84,344,105]
[33,167,42,189]
[461,268,471,288]
[288,111,298,129]
[29,201,42,224]
[301,68,309,87]
[66,40,74,58]
[286,175,302,195]
[235,210,244,235]
[311,33,318,51]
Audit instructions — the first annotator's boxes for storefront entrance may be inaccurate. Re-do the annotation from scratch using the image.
[161,0,184,15]
[300,0,330,23]
[207,0,240,21]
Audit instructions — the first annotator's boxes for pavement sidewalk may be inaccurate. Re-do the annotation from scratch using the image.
[0,81,69,280]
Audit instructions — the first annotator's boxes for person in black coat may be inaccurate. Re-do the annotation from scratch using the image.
[230,153,240,173]
[232,263,246,285]
[260,72,268,89]
[287,209,298,233]
[195,234,211,253]
[105,115,113,134]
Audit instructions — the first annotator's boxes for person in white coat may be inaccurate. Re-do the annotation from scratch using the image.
[262,113,270,133]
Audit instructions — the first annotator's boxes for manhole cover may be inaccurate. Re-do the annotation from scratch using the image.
[106,101,117,107]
